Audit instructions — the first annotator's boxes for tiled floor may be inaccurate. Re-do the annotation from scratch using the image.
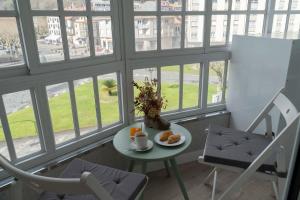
[143,162,275,200]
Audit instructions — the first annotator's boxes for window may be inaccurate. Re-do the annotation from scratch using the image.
[182,63,201,109]
[186,0,205,11]
[229,15,247,42]
[208,61,225,105]
[31,0,114,64]
[65,16,90,59]
[185,15,204,48]
[0,119,10,160]
[134,16,157,51]
[287,14,300,39]
[133,67,158,117]
[134,0,157,11]
[275,0,289,10]
[161,66,180,112]
[74,78,97,135]
[2,90,42,158]
[212,0,228,11]
[161,16,182,49]
[47,83,75,145]
[98,73,121,126]
[232,0,248,10]
[272,14,287,38]
[33,16,64,63]
[0,9,24,68]
[210,15,228,46]
[248,14,264,36]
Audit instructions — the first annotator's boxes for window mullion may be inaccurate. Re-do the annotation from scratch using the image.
[157,66,162,97]
[265,0,276,35]
[68,81,80,138]
[158,0,161,51]
[245,0,252,34]
[204,0,212,50]
[116,72,124,123]
[30,89,46,152]
[35,86,56,153]
[0,97,17,161]
[222,60,229,104]
[179,64,184,110]
[201,61,209,110]
[16,0,40,70]
[181,0,186,49]
[86,0,96,57]
[284,0,293,38]
[198,62,204,108]
[93,76,103,129]
[57,0,70,61]
[226,0,233,44]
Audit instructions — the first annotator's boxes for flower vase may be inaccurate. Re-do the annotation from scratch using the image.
[144,115,170,130]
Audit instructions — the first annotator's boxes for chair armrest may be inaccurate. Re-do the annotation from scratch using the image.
[81,172,114,200]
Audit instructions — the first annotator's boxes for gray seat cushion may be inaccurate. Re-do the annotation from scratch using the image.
[203,125,276,173]
[39,158,147,200]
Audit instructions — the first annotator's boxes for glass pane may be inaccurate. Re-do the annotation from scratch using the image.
[93,16,113,56]
[212,0,228,11]
[98,73,120,126]
[232,0,248,10]
[0,17,24,68]
[134,16,157,51]
[63,0,86,11]
[183,64,200,109]
[186,0,205,11]
[275,0,289,10]
[185,15,204,48]
[248,14,264,36]
[30,0,58,10]
[3,90,41,158]
[161,16,181,50]
[210,15,227,46]
[33,16,64,63]
[208,61,225,105]
[134,0,157,11]
[292,0,300,10]
[133,68,158,117]
[272,14,287,38]
[74,78,97,135]
[65,16,90,59]
[161,0,182,11]
[161,66,179,112]
[0,0,14,10]
[46,83,75,145]
[250,0,266,10]
[229,14,246,42]
[91,0,110,11]
[0,119,9,160]
[287,14,300,39]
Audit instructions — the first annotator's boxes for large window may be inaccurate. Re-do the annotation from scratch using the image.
[31,0,114,64]
[133,0,205,52]
[0,5,24,68]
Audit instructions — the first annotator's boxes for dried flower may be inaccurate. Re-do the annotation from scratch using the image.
[133,78,167,119]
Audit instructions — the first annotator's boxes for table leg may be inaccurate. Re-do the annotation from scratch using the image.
[128,160,135,172]
[164,160,171,177]
[141,162,147,174]
[169,158,189,200]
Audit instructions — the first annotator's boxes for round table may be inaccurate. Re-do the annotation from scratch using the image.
[113,122,192,200]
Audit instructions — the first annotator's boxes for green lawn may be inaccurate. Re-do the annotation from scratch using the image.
[0,81,219,141]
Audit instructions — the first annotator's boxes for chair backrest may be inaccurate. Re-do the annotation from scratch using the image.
[246,88,298,135]
[0,155,113,200]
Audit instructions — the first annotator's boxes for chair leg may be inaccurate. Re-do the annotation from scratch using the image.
[212,170,218,200]
[272,181,279,200]
[203,168,217,187]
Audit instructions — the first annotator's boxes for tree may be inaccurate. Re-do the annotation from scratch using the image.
[102,79,117,96]
[0,32,21,59]
[210,62,224,91]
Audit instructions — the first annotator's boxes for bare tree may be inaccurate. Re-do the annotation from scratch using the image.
[210,62,224,88]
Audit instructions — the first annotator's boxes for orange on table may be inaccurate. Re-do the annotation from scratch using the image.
[130,127,142,137]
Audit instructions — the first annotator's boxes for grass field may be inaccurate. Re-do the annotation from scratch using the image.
[0,81,219,141]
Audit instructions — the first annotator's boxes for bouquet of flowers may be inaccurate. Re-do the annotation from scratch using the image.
[133,78,167,119]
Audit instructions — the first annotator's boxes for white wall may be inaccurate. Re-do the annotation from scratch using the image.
[227,35,293,132]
